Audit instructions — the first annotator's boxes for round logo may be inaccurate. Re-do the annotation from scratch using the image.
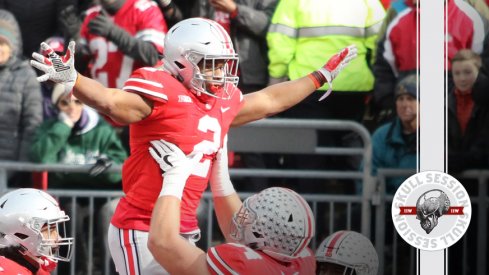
[391,171,471,251]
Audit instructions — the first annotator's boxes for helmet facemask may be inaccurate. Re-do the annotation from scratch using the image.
[17,215,74,263]
[189,51,239,100]
[37,216,73,262]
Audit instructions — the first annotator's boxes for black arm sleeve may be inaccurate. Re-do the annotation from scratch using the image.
[107,26,159,66]
[156,1,184,28]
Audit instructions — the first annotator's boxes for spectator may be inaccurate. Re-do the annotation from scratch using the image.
[447,50,489,275]
[0,9,43,186]
[373,0,486,124]
[0,188,73,274]
[31,17,356,274]
[78,0,168,153]
[153,0,184,28]
[78,0,167,88]
[315,230,378,275]
[266,0,385,193]
[368,73,417,194]
[29,86,127,273]
[0,0,76,59]
[192,0,279,191]
[448,49,489,173]
[147,139,316,274]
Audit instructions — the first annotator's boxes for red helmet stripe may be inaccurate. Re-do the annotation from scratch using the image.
[325,230,347,257]
[204,18,233,54]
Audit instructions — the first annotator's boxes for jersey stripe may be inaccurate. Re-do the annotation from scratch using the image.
[126,78,164,88]
[207,256,225,275]
[136,29,166,49]
[123,85,168,100]
[207,247,239,275]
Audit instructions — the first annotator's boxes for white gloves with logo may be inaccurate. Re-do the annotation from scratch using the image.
[316,45,358,101]
[31,41,78,94]
[149,140,202,199]
[209,139,235,198]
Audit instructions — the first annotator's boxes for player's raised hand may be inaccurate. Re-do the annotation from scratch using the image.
[316,45,358,101]
[30,41,78,94]
[149,140,202,199]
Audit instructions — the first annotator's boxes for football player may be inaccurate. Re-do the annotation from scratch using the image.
[0,188,73,274]
[315,230,378,275]
[147,139,316,274]
[30,17,356,274]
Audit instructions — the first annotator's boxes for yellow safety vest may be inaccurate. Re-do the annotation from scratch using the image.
[267,0,385,92]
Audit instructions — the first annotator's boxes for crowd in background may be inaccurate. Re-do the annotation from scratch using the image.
[0,0,488,274]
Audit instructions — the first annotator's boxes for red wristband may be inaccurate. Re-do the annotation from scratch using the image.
[307,71,326,89]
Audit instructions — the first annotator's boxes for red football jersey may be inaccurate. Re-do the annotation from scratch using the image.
[0,256,50,275]
[80,0,167,88]
[111,67,244,233]
[207,243,316,275]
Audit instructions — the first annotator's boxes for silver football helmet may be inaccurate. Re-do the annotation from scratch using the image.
[162,17,239,100]
[230,187,315,262]
[316,230,378,275]
[0,188,73,262]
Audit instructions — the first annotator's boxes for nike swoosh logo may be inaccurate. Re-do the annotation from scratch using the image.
[221,107,230,113]
[163,155,173,167]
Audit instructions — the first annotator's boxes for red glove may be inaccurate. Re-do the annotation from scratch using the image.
[309,45,358,101]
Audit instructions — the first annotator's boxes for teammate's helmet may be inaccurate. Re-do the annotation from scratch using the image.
[315,230,378,275]
[230,187,315,262]
[0,188,73,262]
[162,18,239,100]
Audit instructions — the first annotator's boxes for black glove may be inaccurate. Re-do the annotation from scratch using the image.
[88,13,159,66]
[59,5,82,41]
[88,14,116,37]
[89,157,113,177]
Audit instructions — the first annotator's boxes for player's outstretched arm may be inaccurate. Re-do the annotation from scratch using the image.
[232,45,358,127]
[30,41,152,125]
[209,140,243,242]
[147,140,210,275]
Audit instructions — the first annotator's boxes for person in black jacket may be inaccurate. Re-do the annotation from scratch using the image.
[448,49,489,174]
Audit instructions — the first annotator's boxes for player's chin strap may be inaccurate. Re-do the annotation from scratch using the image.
[19,248,58,272]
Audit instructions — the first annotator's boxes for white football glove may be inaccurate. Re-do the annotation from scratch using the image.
[31,41,78,94]
[209,138,235,198]
[317,45,358,101]
[149,140,203,199]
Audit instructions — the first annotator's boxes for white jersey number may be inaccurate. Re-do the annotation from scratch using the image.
[191,115,221,177]
[89,38,134,88]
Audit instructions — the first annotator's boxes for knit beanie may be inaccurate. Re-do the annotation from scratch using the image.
[395,74,418,99]
[0,18,15,48]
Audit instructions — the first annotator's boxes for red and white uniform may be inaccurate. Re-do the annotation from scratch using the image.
[207,243,316,275]
[382,0,484,75]
[111,67,244,234]
[80,0,167,88]
[0,256,49,275]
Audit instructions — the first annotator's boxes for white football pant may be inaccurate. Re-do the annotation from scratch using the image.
[108,223,200,275]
